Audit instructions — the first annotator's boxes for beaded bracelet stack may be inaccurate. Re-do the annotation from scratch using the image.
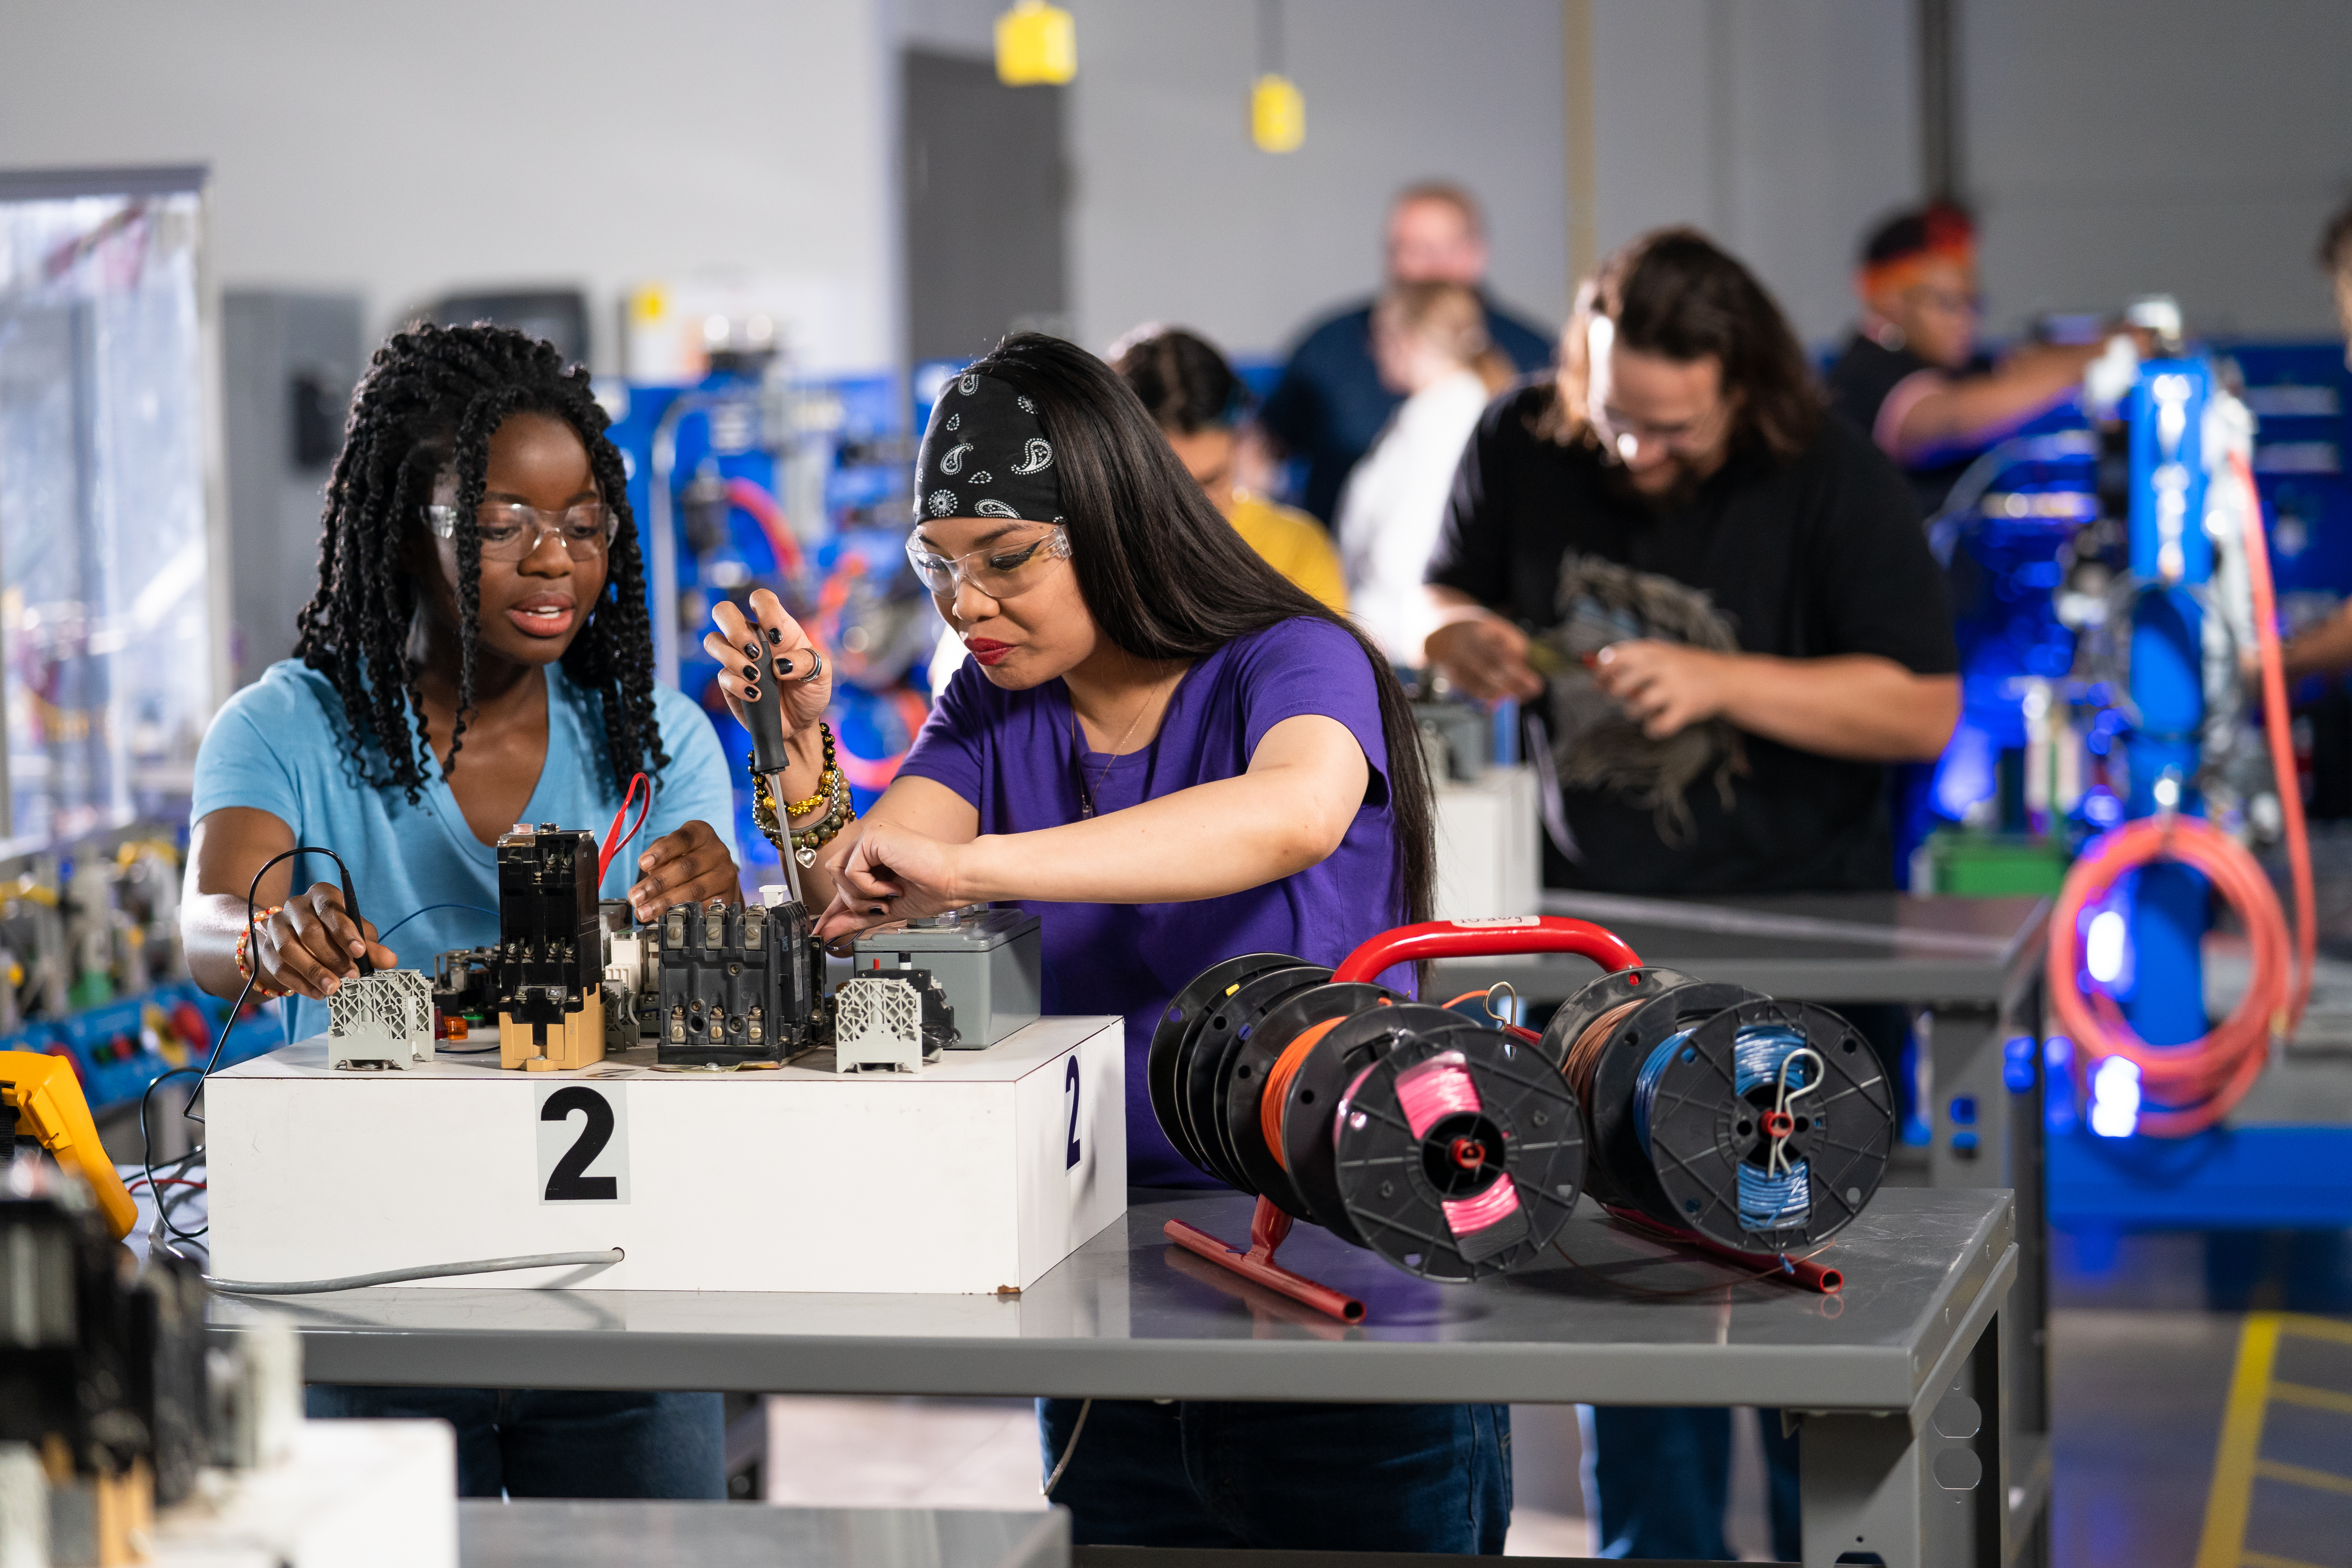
[749,721,858,866]
[234,906,290,1000]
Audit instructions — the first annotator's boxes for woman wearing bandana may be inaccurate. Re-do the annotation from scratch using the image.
[698,334,1508,1553]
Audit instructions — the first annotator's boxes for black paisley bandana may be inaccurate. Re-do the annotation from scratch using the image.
[912,371,1063,525]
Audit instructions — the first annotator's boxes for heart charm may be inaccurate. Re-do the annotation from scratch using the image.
[795,846,817,868]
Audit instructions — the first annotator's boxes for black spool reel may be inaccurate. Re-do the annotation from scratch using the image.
[1147,952,1314,1188]
[1644,997,1893,1252]
[1329,1016,1586,1281]
[1175,963,1329,1190]
[1222,980,1399,1218]
[1541,971,1759,1218]
[1277,1001,1461,1244]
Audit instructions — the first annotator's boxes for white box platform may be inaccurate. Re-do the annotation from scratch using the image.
[206,1016,1126,1294]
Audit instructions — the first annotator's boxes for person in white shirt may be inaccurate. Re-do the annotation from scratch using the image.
[1335,281,1511,668]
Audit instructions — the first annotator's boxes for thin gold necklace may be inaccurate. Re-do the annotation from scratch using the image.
[1070,671,1172,818]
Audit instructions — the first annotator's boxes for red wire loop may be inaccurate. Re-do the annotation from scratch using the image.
[598,772,652,886]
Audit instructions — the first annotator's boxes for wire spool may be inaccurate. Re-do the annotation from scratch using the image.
[1273,1001,1462,1244]
[1330,1017,1586,1280]
[1222,980,1399,1214]
[1544,970,1894,1252]
[1149,953,1328,1189]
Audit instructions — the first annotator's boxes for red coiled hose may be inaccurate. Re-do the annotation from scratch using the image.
[2047,451,2316,1135]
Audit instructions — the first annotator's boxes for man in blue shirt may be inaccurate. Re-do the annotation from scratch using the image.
[1259,183,1555,526]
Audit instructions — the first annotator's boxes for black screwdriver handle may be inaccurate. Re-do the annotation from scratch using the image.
[741,628,793,777]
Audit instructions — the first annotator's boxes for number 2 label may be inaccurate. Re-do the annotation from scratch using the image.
[536,1083,632,1204]
[1063,1057,1083,1171]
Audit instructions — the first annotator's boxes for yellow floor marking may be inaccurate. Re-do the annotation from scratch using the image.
[2268,1380,2352,1419]
[2196,1314,2282,1568]
[2242,1551,2330,1568]
[2252,1457,2352,1499]
[2271,1312,2352,1347]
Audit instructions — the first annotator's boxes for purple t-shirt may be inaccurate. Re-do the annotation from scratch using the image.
[899,616,1412,1187]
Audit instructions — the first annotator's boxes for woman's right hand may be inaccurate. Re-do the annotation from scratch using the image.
[252,881,396,999]
[702,587,833,737]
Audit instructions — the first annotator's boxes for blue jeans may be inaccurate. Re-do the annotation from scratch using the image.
[1039,1398,1510,1552]
[1587,1406,1799,1561]
[305,1386,724,1500]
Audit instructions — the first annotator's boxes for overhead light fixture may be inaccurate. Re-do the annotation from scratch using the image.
[996,0,1075,86]
[1249,0,1302,152]
[1251,76,1304,153]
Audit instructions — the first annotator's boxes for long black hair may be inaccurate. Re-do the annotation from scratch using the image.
[969,332,1436,928]
[293,322,664,802]
[1548,227,1822,461]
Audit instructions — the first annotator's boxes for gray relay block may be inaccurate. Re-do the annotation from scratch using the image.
[853,905,1041,1047]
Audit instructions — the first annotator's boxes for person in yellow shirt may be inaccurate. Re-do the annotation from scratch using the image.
[1110,325,1349,613]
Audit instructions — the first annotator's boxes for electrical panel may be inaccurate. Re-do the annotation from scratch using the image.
[493,824,603,1072]
[655,896,822,1066]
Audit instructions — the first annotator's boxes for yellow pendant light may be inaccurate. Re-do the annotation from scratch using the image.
[996,0,1076,86]
[1249,0,1302,152]
[1251,74,1305,152]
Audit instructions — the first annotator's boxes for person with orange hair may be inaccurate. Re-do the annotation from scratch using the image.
[1827,201,2134,515]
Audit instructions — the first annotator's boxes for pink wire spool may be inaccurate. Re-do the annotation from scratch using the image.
[1331,1020,1585,1281]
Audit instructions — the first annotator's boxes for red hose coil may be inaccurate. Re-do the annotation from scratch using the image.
[2046,450,2316,1136]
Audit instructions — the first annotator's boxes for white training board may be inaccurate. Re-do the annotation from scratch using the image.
[205,1016,1126,1294]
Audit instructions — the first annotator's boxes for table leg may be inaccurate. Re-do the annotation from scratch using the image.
[1800,1306,2005,1568]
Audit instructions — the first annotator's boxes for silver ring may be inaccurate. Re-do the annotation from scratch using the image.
[802,649,824,683]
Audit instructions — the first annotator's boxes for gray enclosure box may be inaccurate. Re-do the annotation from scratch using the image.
[853,906,1041,1048]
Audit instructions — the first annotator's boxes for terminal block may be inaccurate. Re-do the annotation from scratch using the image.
[655,897,821,1066]
[326,969,434,1070]
[832,968,957,1073]
[493,824,603,1073]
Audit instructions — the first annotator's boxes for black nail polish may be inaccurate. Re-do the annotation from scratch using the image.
[744,685,760,701]
[743,641,761,659]
[766,627,783,646]
[742,664,757,680]
[773,657,794,676]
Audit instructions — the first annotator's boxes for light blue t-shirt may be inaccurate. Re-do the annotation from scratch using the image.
[191,660,740,1042]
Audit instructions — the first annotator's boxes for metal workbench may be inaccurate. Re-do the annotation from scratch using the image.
[456,1501,1068,1568]
[214,1187,2025,1568]
[1439,888,2054,1565]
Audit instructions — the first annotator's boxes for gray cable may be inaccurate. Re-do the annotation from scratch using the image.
[206,1248,625,1295]
[1041,1398,1093,1495]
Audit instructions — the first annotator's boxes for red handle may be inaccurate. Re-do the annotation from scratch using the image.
[1331,916,1641,984]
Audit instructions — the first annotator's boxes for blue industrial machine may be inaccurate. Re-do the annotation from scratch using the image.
[604,349,919,877]
[1921,326,2352,1230]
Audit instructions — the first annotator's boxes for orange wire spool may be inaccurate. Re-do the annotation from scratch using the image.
[2046,450,2316,1137]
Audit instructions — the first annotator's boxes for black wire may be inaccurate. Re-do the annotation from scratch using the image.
[140,1064,216,1244]
[185,844,362,1126]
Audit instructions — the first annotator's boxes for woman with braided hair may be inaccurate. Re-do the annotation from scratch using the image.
[181,322,739,1498]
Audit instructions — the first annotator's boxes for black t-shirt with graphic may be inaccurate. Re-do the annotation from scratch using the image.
[1427,382,1958,895]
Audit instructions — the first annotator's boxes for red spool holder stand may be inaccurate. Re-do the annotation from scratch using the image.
[1165,917,1643,1323]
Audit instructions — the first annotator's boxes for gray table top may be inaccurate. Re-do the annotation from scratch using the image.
[458,1501,1067,1568]
[216,1187,2013,1421]
[1431,889,2051,1006]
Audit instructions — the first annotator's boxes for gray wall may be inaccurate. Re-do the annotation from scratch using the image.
[0,0,900,376]
[1585,0,2352,351]
[898,0,1571,362]
[1964,0,2352,340]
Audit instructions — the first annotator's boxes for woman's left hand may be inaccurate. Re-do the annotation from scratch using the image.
[813,818,972,948]
[629,819,741,920]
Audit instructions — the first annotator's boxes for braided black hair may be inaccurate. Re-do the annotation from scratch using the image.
[293,322,667,804]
